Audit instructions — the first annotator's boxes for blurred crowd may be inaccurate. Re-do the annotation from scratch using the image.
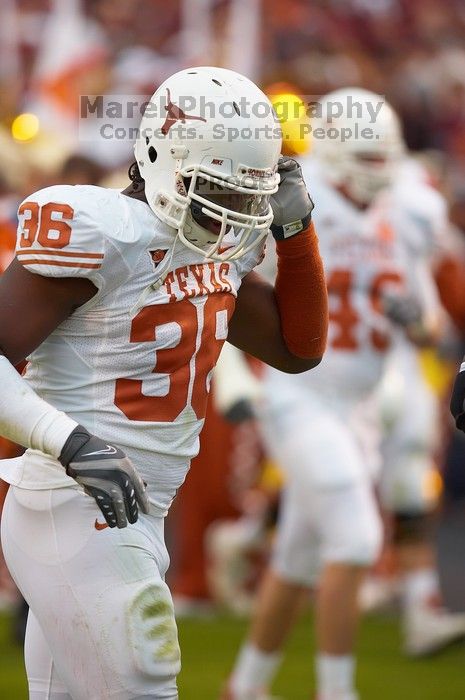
[1,1,465,213]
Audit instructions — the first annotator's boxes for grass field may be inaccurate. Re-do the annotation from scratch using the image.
[1,610,465,699]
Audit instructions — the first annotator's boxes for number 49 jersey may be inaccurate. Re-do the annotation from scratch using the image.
[8,184,261,514]
[265,159,440,406]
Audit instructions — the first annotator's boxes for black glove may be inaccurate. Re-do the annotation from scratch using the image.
[223,399,255,424]
[450,363,465,432]
[270,156,314,240]
[382,291,423,329]
[59,425,150,528]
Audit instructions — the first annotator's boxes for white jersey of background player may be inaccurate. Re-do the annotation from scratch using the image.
[0,68,328,700]
[266,159,437,389]
[224,89,441,700]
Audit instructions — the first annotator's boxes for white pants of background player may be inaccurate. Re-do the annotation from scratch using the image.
[378,342,440,515]
[1,485,180,700]
[259,391,383,586]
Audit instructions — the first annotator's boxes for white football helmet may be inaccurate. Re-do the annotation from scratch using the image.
[134,67,282,261]
[311,87,404,205]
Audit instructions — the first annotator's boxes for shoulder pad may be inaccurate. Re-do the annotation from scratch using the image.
[15,185,122,282]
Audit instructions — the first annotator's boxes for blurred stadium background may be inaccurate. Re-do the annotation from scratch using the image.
[1,1,465,698]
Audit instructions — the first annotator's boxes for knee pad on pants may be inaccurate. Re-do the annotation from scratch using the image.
[127,582,181,680]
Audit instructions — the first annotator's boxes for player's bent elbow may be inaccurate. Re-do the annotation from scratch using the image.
[274,353,323,374]
[276,334,326,373]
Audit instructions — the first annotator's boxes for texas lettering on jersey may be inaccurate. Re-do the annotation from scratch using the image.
[162,261,233,302]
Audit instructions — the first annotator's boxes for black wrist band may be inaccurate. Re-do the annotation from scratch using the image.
[58,425,91,467]
[270,211,312,241]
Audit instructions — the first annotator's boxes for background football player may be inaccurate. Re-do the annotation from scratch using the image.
[223,88,445,700]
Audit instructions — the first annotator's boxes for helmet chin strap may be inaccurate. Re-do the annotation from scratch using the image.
[346,170,392,206]
[173,158,219,248]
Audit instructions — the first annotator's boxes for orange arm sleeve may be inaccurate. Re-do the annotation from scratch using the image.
[274,222,328,359]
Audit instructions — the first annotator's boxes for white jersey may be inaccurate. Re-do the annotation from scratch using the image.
[5,185,261,514]
[393,157,447,256]
[263,158,441,409]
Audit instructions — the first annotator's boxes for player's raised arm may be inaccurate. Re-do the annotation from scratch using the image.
[228,157,328,373]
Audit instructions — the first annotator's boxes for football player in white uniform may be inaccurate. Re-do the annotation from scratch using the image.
[0,67,328,700]
[223,89,442,700]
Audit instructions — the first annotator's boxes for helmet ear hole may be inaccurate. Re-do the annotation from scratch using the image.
[148,146,157,163]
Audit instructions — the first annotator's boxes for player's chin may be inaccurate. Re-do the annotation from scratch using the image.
[204,219,222,236]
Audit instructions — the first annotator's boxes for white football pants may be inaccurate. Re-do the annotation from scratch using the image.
[1,485,180,699]
[259,393,383,585]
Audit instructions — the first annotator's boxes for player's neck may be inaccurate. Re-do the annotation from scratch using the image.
[122,181,148,204]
